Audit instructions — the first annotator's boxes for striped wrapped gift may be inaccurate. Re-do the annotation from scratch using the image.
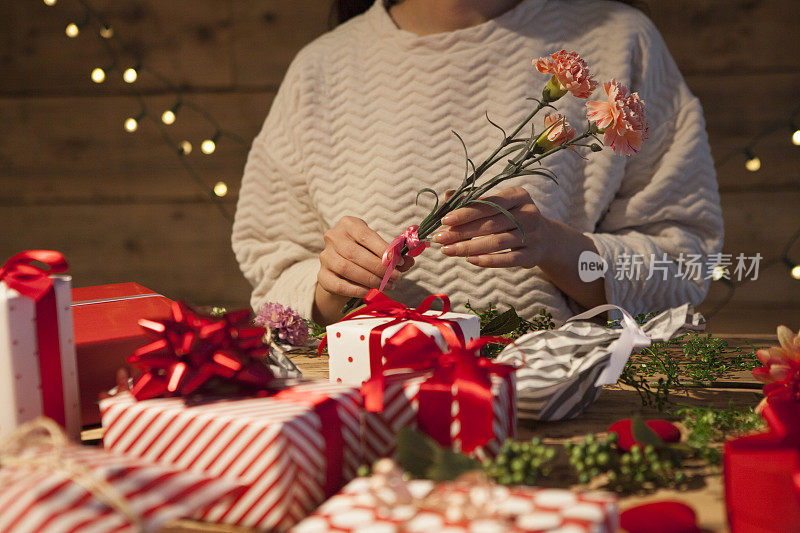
[0,442,245,533]
[496,304,705,421]
[370,370,517,461]
[99,381,394,532]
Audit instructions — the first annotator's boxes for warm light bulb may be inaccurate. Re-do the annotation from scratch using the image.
[161,110,176,125]
[65,23,80,38]
[122,68,138,84]
[201,139,216,154]
[792,130,800,146]
[792,265,800,280]
[711,265,726,281]
[91,67,106,83]
[43,0,57,6]
[99,25,114,39]
[745,156,761,172]
[179,140,192,155]
[124,117,138,132]
[213,181,228,197]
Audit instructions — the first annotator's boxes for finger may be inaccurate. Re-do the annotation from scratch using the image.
[116,368,131,391]
[345,218,392,258]
[434,215,517,245]
[318,268,371,298]
[466,251,527,268]
[440,188,528,226]
[441,231,523,257]
[323,249,391,289]
[397,256,415,272]
[334,240,401,281]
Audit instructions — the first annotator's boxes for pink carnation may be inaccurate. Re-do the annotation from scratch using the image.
[255,302,309,346]
[586,79,649,156]
[540,113,576,150]
[533,50,598,99]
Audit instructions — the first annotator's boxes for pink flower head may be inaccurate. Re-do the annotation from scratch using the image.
[753,325,800,412]
[255,302,309,346]
[586,79,649,156]
[536,113,576,152]
[533,50,598,100]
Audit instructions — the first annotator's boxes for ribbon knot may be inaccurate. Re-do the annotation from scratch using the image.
[0,250,68,301]
[379,225,429,292]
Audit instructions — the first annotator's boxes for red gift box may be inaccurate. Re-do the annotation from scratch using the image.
[71,282,173,425]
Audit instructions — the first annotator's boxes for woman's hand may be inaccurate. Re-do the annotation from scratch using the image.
[314,216,414,325]
[434,187,550,268]
[434,186,607,309]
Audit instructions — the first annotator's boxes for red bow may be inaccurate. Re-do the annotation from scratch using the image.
[1,250,70,426]
[320,290,465,374]
[128,302,274,400]
[0,250,68,301]
[361,323,515,454]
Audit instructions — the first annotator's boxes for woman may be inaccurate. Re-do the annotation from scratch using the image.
[232,0,723,326]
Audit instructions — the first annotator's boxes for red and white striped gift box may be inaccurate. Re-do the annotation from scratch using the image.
[290,477,618,533]
[372,370,517,461]
[0,444,245,533]
[100,381,394,532]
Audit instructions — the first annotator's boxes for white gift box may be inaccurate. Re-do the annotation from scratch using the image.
[0,276,80,439]
[327,312,480,386]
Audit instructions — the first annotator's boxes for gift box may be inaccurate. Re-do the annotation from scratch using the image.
[0,418,245,533]
[289,472,618,532]
[326,290,480,386]
[100,381,394,532]
[360,323,517,459]
[0,251,80,440]
[72,282,173,425]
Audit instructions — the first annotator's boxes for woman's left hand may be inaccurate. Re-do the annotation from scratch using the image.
[433,186,552,268]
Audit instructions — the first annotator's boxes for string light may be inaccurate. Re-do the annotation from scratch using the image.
[124,112,144,133]
[710,265,727,281]
[744,148,761,172]
[122,67,138,84]
[201,133,219,155]
[213,181,228,197]
[161,102,181,125]
[99,25,114,39]
[90,67,107,83]
[791,265,800,280]
[43,0,57,6]
[65,22,80,38]
[792,129,800,146]
[178,140,192,155]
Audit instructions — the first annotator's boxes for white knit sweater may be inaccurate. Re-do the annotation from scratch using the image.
[232,0,723,322]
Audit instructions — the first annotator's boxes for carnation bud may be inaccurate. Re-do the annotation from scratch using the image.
[590,143,603,152]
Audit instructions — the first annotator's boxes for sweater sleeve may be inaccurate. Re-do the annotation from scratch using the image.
[232,54,322,318]
[586,18,724,315]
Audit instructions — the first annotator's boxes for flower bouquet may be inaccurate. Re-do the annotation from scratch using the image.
[343,50,648,313]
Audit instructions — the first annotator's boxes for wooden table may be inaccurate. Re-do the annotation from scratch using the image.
[116,334,772,533]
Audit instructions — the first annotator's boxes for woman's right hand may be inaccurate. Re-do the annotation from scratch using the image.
[313,216,414,325]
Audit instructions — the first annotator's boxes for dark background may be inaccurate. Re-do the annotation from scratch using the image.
[2,0,798,332]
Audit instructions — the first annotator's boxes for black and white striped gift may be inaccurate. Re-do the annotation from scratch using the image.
[495,304,705,421]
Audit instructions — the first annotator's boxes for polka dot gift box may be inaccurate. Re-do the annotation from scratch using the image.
[290,468,618,533]
[325,290,480,387]
[0,251,80,440]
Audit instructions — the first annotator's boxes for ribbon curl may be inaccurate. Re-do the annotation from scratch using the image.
[128,302,274,400]
[361,323,514,454]
[379,225,429,292]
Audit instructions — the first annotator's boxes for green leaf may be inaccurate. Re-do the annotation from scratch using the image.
[468,199,526,243]
[428,446,482,482]
[631,415,666,450]
[394,427,437,479]
[415,188,439,212]
[481,308,522,336]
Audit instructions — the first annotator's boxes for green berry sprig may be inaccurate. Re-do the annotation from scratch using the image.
[483,437,557,486]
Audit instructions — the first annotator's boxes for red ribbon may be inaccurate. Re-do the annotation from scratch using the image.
[272,387,346,497]
[361,323,515,454]
[724,393,800,530]
[0,250,69,426]
[320,289,466,377]
[379,225,429,291]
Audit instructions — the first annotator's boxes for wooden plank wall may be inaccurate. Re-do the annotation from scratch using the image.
[1,0,798,332]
